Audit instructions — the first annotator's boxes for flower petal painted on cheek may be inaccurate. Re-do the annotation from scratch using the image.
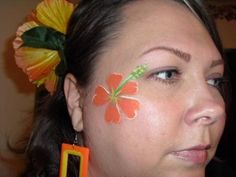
[118,97,139,119]
[92,85,109,106]
[120,81,138,95]
[105,103,120,123]
[106,73,122,91]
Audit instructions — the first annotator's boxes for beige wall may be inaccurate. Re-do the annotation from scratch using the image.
[216,19,236,49]
[0,1,235,177]
[0,1,40,176]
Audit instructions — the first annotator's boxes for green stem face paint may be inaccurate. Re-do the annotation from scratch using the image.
[114,65,148,97]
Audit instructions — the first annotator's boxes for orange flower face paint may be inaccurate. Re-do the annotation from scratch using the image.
[92,65,147,123]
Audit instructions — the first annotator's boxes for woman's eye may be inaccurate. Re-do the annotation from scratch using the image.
[149,69,180,84]
[207,78,224,89]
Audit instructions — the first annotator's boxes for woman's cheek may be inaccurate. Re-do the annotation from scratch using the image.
[137,95,172,136]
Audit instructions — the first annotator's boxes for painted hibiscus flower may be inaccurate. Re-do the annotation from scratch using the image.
[13,0,75,94]
[93,65,147,123]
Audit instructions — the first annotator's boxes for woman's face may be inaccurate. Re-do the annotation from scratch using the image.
[83,1,225,177]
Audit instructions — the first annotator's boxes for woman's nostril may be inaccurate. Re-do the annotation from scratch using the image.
[184,100,225,126]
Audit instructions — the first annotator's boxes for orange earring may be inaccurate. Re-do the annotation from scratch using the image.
[59,134,89,177]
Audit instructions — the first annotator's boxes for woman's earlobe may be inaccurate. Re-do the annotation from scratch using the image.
[64,74,84,132]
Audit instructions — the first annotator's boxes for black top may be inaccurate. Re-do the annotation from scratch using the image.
[206,160,236,177]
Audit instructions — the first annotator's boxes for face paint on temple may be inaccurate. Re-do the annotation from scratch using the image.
[92,65,148,123]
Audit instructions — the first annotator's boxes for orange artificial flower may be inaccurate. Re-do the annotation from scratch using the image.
[13,0,75,94]
[93,73,140,123]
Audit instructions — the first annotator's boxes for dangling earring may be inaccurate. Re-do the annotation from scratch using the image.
[59,133,89,177]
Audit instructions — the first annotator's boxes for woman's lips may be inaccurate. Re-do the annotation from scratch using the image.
[171,145,210,164]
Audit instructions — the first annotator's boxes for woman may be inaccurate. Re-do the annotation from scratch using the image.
[14,0,232,176]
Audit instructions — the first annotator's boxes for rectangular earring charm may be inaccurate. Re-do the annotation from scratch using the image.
[59,143,89,177]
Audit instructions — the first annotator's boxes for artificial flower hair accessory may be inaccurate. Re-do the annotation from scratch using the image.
[13,0,75,94]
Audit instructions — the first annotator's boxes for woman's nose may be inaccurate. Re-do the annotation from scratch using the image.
[184,84,226,126]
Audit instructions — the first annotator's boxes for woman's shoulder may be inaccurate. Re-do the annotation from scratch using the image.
[206,159,236,177]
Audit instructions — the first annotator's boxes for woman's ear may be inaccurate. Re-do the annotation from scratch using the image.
[64,74,84,132]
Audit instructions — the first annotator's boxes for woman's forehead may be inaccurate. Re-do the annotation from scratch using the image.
[122,0,193,21]
[102,0,217,59]
[90,0,221,83]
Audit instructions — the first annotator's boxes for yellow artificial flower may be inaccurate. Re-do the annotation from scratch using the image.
[15,47,60,92]
[13,0,75,94]
[36,0,74,34]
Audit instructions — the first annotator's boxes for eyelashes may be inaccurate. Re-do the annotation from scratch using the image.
[207,77,228,95]
[207,78,225,88]
[147,67,226,92]
[147,68,182,85]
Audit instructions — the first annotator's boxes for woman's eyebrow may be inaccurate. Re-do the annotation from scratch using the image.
[210,59,224,68]
[140,46,191,63]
